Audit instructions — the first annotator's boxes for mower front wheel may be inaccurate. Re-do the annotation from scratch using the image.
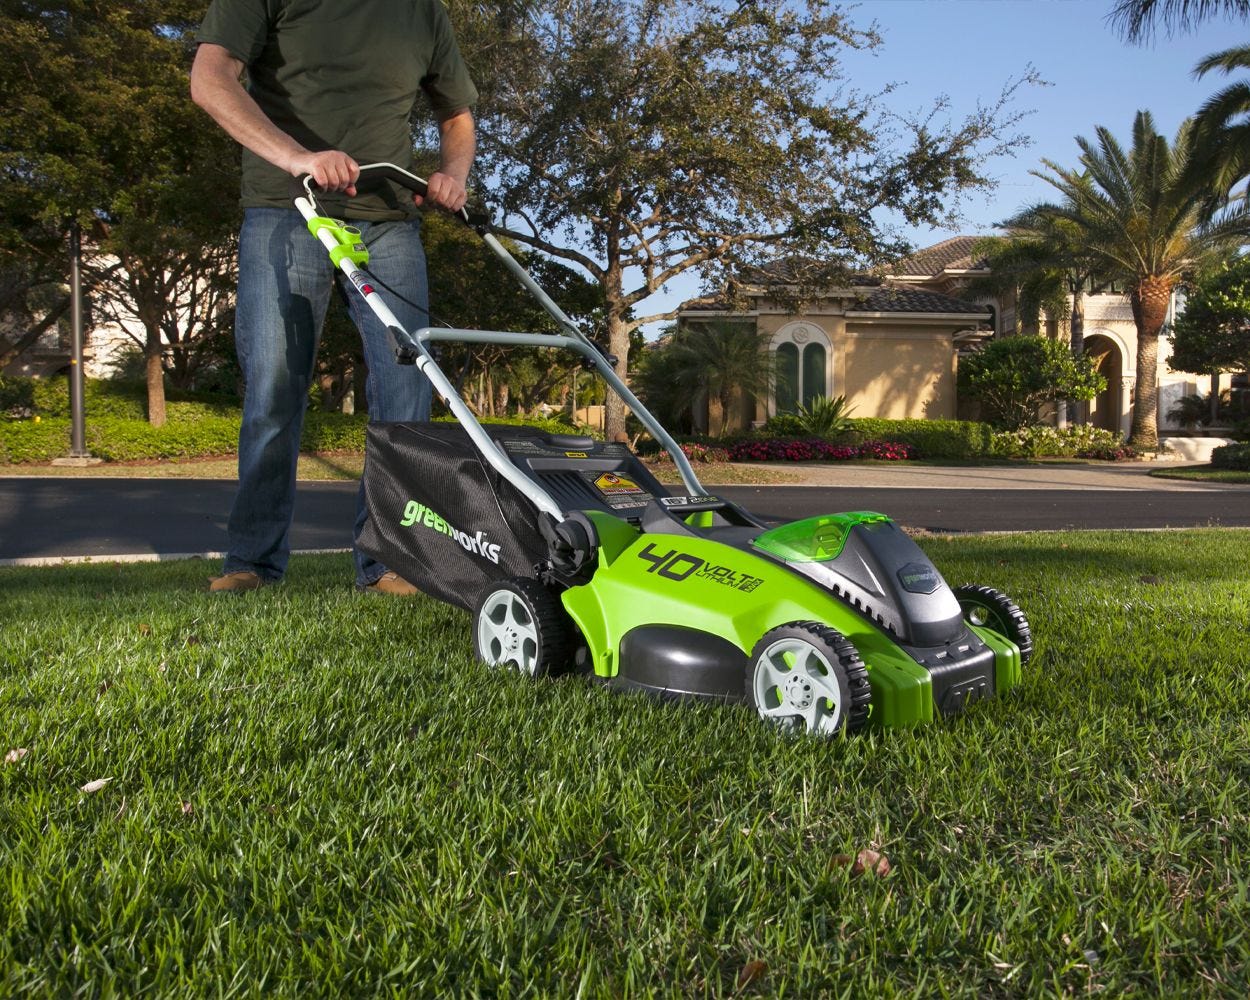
[746,622,872,736]
[953,585,1033,665]
[474,578,573,678]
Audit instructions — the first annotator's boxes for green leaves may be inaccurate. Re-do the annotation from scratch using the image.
[958,335,1107,431]
[1168,254,1250,375]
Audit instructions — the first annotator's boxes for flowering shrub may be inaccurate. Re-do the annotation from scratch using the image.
[990,424,1127,459]
[1076,443,1141,461]
[727,437,915,463]
[656,442,731,463]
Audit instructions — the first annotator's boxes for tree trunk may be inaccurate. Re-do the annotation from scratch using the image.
[604,311,629,442]
[145,346,166,427]
[1066,289,1087,425]
[1128,275,1172,450]
[1211,372,1221,425]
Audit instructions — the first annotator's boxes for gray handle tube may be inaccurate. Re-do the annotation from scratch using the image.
[476,233,707,497]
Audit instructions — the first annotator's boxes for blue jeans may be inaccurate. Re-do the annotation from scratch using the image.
[223,207,433,586]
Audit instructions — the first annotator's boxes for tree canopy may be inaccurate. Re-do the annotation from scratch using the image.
[0,1,240,424]
[1169,255,1250,375]
[468,0,1039,437]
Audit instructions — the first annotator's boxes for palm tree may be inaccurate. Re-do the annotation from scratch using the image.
[968,198,1103,423]
[1188,44,1250,204]
[1108,0,1250,43]
[663,320,779,438]
[1025,111,1248,449]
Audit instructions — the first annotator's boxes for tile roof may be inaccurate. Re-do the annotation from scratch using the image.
[850,286,989,315]
[890,236,987,277]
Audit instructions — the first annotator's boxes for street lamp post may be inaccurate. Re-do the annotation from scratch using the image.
[68,220,87,458]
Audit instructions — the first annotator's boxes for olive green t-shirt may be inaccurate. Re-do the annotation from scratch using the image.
[197,0,477,219]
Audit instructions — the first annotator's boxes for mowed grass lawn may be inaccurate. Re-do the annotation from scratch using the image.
[2,530,1248,997]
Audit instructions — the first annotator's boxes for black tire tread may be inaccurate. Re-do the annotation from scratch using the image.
[475,577,574,678]
[747,620,872,733]
[954,584,1033,665]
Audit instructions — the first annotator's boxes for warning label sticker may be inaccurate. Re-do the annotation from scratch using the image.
[592,472,647,496]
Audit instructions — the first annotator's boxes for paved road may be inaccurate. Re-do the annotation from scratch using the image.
[0,466,1246,564]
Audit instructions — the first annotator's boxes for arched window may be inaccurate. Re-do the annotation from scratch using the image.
[771,323,831,414]
[802,343,826,409]
[776,342,799,413]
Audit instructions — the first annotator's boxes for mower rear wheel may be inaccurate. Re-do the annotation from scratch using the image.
[953,585,1033,665]
[474,578,572,678]
[747,622,872,736]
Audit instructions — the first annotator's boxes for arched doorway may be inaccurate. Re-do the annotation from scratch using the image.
[1084,333,1123,433]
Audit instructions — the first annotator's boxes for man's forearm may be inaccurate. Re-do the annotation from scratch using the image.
[190,44,305,174]
[438,109,476,185]
[190,43,359,191]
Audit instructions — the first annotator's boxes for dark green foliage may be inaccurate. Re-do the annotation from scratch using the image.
[1169,255,1250,376]
[1108,0,1250,43]
[655,321,778,437]
[1,530,1249,994]
[958,336,1106,430]
[794,394,855,437]
[1211,442,1250,468]
[846,418,998,459]
[759,412,807,438]
[0,2,240,425]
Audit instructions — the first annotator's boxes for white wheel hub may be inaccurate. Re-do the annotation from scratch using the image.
[752,635,845,734]
[478,589,539,675]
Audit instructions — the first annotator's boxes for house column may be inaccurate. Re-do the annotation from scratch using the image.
[1120,376,1135,441]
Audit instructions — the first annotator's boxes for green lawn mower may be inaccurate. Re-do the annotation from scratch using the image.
[295,164,1034,735]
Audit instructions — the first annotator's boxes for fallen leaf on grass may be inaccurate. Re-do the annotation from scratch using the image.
[737,960,768,989]
[850,849,891,878]
[180,801,194,816]
[138,623,152,636]
[80,777,112,794]
[4,748,28,765]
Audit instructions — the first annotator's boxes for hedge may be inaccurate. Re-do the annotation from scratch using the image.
[845,419,996,459]
[0,375,239,422]
[1212,443,1250,470]
[0,409,585,465]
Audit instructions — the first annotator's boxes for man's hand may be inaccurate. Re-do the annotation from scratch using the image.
[414,171,468,213]
[414,108,475,214]
[291,150,360,197]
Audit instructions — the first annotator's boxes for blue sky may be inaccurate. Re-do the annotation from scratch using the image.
[639,0,1248,332]
[845,0,1246,240]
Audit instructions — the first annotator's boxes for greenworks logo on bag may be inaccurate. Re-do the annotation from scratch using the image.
[400,500,502,565]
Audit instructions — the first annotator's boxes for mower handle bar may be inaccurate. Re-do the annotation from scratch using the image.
[291,163,475,226]
[289,162,709,501]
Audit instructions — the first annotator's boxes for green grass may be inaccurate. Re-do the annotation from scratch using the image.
[2,531,1249,996]
[1150,465,1250,485]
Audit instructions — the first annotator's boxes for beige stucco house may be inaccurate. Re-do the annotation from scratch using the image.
[679,235,1204,437]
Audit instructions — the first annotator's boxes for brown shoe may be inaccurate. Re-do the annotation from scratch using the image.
[360,571,420,596]
[209,571,265,593]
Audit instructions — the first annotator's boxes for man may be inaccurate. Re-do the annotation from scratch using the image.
[190,0,476,593]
